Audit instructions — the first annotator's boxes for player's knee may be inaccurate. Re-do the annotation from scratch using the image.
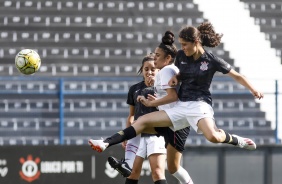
[151,168,165,180]
[166,164,178,174]
[129,169,141,179]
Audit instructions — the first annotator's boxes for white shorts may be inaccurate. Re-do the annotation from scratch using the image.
[136,135,166,158]
[164,101,214,133]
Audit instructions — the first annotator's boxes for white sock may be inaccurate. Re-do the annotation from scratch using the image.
[125,135,140,168]
[172,166,194,184]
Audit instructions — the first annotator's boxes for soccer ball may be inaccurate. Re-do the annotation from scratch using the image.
[15,49,41,75]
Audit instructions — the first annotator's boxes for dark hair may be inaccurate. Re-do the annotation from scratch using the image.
[158,31,178,63]
[137,52,155,75]
[179,22,223,47]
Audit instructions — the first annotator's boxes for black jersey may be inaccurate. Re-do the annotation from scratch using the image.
[175,50,232,105]
[127,81,158,120]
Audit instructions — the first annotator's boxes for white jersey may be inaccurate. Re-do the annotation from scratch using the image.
[154,64,179,111]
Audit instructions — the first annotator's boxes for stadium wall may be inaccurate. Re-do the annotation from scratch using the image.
[0,145,281,184]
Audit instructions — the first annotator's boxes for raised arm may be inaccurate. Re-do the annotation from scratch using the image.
[227,69,264,99]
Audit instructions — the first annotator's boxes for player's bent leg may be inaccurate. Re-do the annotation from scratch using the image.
[198,118,256,150]
[142,127,159,134]
[197,118,225,143]
[132,110,173,133]
[88,111,172,153]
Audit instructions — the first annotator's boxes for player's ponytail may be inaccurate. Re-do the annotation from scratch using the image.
[197,22,222,47]
[158,31,178,63]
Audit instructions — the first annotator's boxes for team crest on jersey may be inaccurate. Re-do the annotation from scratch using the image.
[200,61,209,71]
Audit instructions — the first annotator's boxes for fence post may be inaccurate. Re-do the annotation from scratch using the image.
[59,78,64,145]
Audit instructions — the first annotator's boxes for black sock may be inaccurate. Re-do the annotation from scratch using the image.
[154,180,167,184]
[104,126,137,147]
[222,131,238,145]
[125,178,138,184]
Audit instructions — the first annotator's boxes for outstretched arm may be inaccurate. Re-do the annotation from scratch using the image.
[227,69,264,99]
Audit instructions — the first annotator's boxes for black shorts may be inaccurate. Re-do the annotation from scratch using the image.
[155,126,190,153]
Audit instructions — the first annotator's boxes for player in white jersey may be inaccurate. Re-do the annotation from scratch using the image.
[138,31,194,184]
[109,53,168,184]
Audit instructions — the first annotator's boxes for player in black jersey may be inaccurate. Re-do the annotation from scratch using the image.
[89,22,263,154]
[167,22,263,149]
[108,53,168,184]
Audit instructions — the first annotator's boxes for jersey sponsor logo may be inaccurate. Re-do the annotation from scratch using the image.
[200,61,209,71]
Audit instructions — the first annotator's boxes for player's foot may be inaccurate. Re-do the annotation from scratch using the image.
[232,134,256,150]
[88,139,107,152]
[108,156,132,177]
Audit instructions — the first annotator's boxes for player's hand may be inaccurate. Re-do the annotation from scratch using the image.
[252,91,264,100]
[137,95,146,103]
[121,141,127,149]
[168,75,178,86]
[147,75,155,86]
[137,95,152,107]
[147,94,157,101]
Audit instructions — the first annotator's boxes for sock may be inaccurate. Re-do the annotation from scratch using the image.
[172,166,194,184]
[154,180,167,184]
[125,178,138,184]
[125,135,140,168]
[222,131,238,145]
[104,126,137,147]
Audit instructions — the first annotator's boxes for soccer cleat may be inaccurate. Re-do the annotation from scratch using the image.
[88,139,107,153]
[232,134,256,150]
[108,156,132,177]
